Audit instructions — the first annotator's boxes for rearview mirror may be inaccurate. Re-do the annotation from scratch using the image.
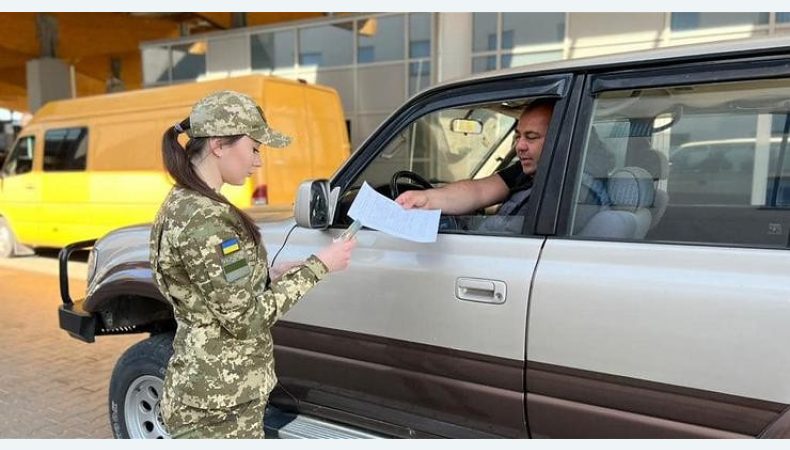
[450,118,483,135]
[294,179,332,229]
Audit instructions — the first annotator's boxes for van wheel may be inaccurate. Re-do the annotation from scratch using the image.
[109,333,174,439]
[0,218,15,258]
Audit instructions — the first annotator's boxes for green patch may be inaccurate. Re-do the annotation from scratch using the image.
[221,249,250,283]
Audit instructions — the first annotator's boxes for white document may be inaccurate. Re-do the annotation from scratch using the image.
[347,182,440,243]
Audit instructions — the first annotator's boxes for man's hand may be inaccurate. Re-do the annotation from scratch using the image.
[395,190,431,209]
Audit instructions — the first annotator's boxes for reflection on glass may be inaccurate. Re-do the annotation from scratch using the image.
[299,23,353,67]
[502,13,565,49]
[472,13,497,52]
[410,13,431,58]
[251,30,295,71]
[171,42,206,81]
[358,15,404,63]
[142,46,171,84]
[472,55,497,73]
[670,12,769,31]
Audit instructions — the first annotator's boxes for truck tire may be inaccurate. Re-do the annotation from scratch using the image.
[109,332,174,439]
[0,218,15,258]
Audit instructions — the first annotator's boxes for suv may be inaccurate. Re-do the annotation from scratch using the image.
[60,36,790,439]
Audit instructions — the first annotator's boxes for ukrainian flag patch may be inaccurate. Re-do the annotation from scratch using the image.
[220,238,240,255]
[217,238,250,282]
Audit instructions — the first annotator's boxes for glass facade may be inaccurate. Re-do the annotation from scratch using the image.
[472,13,565,74]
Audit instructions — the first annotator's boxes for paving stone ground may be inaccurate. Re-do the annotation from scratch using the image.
[0,256,143,438]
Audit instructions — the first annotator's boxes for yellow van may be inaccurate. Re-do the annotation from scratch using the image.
[0,75,350,256]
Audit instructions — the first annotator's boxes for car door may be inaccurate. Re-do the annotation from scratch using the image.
[0,131,41,245]
[268,73,574,438]
[527,56,790,437]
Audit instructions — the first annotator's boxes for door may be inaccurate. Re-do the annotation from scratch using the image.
[270,74,573,437]
[0,133,41,245]
[527,58,790,437]
[38,126,90,246]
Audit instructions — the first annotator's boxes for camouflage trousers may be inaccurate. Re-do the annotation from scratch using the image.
[161,393,268,439]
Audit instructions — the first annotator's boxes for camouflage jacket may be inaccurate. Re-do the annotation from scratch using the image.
[150,187,328,409]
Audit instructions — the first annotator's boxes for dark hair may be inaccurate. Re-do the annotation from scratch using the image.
[162,117,262,246]
[523,97,556,116]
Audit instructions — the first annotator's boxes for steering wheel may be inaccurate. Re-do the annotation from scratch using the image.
[390,170,433,198]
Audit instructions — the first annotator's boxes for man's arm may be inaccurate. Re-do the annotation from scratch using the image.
[395,173,510,215]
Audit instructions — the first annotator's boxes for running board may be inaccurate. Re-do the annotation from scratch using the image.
[264,407,384,439]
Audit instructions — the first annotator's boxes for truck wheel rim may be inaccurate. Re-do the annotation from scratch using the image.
[124,375,169,439]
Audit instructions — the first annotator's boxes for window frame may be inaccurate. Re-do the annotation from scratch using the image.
[553,53,790,249]
[330,72,575,236]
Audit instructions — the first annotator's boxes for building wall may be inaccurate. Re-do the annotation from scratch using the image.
[140,12,790,149]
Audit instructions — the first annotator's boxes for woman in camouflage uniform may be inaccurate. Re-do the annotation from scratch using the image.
[150,90,356,438]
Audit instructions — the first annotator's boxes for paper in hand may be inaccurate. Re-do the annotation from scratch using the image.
[347,182,440,243]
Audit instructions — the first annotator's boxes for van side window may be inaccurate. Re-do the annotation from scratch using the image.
[43,127,88,172]
[1,136,35,177]
[570,79,790,248]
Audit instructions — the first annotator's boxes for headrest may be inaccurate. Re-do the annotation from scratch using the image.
[607,167,655,211]
[625,140,669,180]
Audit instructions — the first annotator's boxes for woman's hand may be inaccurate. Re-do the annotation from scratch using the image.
[269,260,303,281]
[315,238,357,272]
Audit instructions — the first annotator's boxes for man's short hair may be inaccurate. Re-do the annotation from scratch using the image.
[522,98,556,116]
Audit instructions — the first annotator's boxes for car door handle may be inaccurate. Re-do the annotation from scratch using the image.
[456,278,506,304]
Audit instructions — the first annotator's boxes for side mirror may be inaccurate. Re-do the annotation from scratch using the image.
[294,179,333,229]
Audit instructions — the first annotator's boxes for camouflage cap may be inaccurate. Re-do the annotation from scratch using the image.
[188,90,291,148]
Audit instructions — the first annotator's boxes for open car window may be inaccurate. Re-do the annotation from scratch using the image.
[335,99,546,236]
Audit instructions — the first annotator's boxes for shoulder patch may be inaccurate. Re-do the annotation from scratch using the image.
[219,238,240,256]
[217,237,250,282]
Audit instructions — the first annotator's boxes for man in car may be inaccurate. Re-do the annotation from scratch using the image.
[395,98,555,226]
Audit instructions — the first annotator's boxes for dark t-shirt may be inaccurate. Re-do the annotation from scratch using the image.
[496,162,533,192]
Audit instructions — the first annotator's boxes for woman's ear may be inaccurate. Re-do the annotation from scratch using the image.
[208,138,223,158]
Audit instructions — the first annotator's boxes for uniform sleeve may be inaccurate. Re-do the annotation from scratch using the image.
[176,211,328,339]
[261,255,328,321]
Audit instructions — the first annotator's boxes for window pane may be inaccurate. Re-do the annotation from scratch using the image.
[358,15,404,64]
[171,42,206,81]
[1,136,34,176]
[571,79,790,248]
[472,55,497,73]
[44,128,88,172]
[777,13,790,23]
[472,13,497,52]
[251,30,294,70]
[408,61,431,95]
[142,46,170,84]
[299,23,353,68]
[502,50,563,69]
[502,13,565,49]
[409,13,431,58]
[671,12,769,31]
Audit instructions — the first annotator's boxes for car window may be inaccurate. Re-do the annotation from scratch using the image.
[335,100,545,236]
[43,127,88,172]
[1,135,35,177]
[569,78,790,248]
